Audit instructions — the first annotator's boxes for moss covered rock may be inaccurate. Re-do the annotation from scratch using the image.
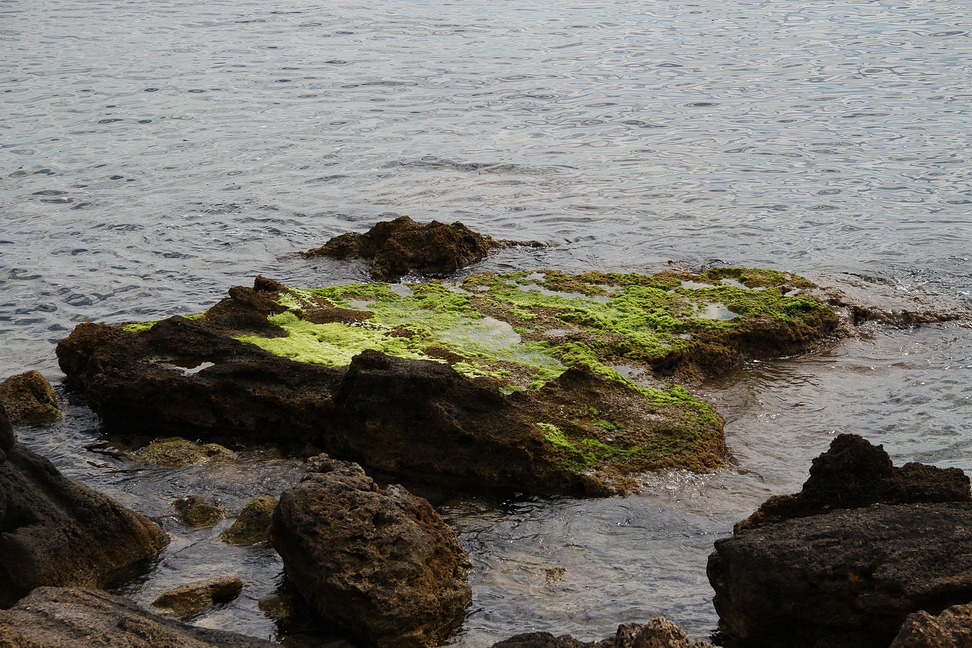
[56,268,842,496]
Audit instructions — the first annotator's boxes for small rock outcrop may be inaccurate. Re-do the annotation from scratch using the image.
[491,618,712,648]
[890,603,972,648]
[220,495,276,545]
[0,404,169,609]
[270,454,472,648]
[735,433,971,532]
[0,587,277,648]
[136,437,236,467]
[151,576,244,619]
[173,495,228,527]
[302,215,501,280]
[708,434,972,648]
[0,370,62,425]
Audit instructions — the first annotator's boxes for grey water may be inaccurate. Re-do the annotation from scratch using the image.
[1,0,971,644]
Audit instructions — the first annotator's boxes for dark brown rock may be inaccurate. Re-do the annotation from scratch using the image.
[735,433,971,532]
[302,215,498,280]
[0,371,62,425]
[708,436,972,648]
[890,603,972,648]
[151,576,244,619]
[57,299,704,496]
[0,586,277,648]
[709,502,972,648]
[490,619,712,648]
[0,403,168,608]
[173,495,227,528]
[220,495,275,545]
[270,454,471,648]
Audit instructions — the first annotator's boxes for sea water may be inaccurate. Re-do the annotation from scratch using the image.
[1,0,970,644]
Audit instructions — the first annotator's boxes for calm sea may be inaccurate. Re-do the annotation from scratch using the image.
[2,0,970,644]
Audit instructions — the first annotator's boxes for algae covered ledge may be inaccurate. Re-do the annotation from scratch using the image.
[198,267,839,485]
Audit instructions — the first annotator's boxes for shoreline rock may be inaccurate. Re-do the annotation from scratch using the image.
[0,587,278,648]
[0,403,169,609]
[301,215,543,281]
[54,267,847,496]
[270,454,472,648]
[0,370,63,425]
[490,618,712,647]
[708,434,972,648]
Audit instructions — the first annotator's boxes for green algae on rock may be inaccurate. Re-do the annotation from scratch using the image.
[55,268,840,496]
[240,267,838,386]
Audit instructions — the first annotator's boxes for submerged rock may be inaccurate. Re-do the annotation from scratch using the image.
[151,576,244,619]
[0,587,277,648]
[173,495,228,528]
[220,495,276,545]
[0,403,168,608]
[708,435,972,648]
[0,370,62,425]
[491,618,712,647]
[302,215,522,280]
[270,454,471,648]
[137,437,236,467]
[56,268,847,495]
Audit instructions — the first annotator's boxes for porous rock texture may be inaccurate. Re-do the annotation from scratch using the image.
[0,403,168,609]
[270,454,471,648]
[707,434,972,648]
[0,370,62,425]
[490,618,712,648]
[302,215,504,280]
[0,586,277,648]
[890,603,972,648]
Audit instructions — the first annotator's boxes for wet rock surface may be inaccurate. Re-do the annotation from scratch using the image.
[0,403,169,609]
[708,435,972,648]
[270,454,472,648]
[220,495,276,545]
[302,215,530,280]
[491,618,712,648]
[54,267,852,496]
[173,495,228,528]
[137,437,237,467]
[0,370,62,425]
[151,576,244,619]
[0,587,277,648]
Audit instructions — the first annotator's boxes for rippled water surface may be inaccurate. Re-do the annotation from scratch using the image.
[2,0,971,645]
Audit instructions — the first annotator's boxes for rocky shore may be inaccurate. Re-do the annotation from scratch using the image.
[4,221,972,647]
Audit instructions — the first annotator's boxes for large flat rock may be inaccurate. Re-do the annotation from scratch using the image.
[56,268,845,496]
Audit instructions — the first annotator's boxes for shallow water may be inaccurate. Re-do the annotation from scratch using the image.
[2,0,971,644]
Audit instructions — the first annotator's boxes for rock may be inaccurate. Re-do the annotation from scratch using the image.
[220,495,276,545]
[137,437,236,467]
[173,495,228,527]
[0,370,62,425]
[302,215,500,280]
[708,435,972,648]
[0,586,278,648]
[490,619,712,648]
[0,403,168,608]
[270,454,472,648]
[151,576,244,619]
[55,268,853,495]
[890,603,972,648]
[735,433,971,532]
